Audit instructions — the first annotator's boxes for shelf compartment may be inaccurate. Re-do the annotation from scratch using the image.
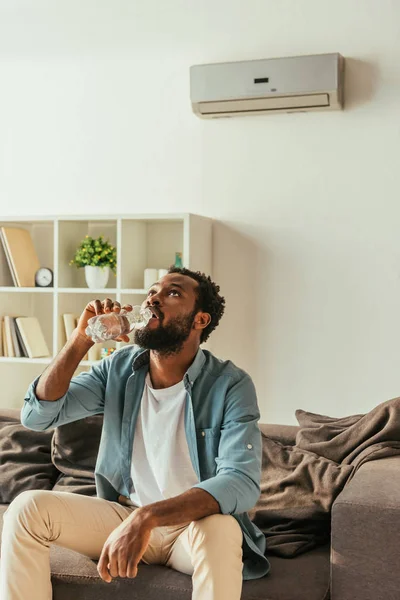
[58,220,117,289]
[120,293,147,307]
[121,219,183,289]
[0,362,50,409]
[0,292,53,357]
[0,220,54,288]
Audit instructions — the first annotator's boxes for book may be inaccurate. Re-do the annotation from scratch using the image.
[62,313,77,340]
[3,316,15,358]
[0,229,18,286]
[0,227,41,287]
[14,318,28,357]
[8,316,21,358]
[15,317,50,358]
[2,319,8,357]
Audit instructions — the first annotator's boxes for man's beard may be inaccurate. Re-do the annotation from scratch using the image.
[134,309,197,356]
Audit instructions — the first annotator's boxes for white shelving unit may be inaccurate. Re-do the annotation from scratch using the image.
[0,214,212,408]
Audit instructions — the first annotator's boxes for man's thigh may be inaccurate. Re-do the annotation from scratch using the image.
[5,490,135,560]
[164,514,243,576]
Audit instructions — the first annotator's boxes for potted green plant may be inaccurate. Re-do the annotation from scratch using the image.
[69,235,117,289]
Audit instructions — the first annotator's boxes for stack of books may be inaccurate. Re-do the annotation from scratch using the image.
[0,226,41,287]
[0,316,50,358]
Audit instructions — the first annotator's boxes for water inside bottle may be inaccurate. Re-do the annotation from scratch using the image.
[127,306,153,330]
[85,306,152,343]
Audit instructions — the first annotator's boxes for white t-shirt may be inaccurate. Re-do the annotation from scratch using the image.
[130,373,199,507]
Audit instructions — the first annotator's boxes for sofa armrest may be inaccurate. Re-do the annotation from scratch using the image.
[331,455,400,600]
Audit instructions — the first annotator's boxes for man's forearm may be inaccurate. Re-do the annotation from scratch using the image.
[36,331,94,401]
[136,488,220,529]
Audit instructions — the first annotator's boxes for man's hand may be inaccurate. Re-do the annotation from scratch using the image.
[97,511,153,582]
[97,488,219,582]
[77,298,133,344]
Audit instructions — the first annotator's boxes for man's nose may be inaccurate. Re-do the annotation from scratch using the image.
[147,296,161,306]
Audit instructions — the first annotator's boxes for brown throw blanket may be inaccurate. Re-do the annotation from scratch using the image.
[250,396,400,557]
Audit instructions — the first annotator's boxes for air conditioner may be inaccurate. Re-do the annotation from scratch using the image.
[190,53,344,118]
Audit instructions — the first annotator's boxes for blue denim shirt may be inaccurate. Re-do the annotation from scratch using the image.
[22,345,270,580]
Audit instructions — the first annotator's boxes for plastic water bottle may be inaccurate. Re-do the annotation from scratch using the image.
[85,306,153,343]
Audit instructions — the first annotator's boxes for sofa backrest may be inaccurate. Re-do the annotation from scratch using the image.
[259,423,298,446]
[0,408,59,503]
[0,408,299,503]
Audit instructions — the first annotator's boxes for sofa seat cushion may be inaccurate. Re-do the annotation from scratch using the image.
[51,544,331,600]
[0,504,330,600]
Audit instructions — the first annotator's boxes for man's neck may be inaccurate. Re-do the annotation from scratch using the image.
[148,343,199,389]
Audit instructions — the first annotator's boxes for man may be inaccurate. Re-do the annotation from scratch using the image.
[0,267,270,600]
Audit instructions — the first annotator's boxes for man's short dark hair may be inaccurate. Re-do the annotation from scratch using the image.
[167,267,225,343]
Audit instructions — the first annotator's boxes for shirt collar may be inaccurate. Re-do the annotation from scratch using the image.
[132,348,150,371]
[185,348,206,385]
[132,347,206,385]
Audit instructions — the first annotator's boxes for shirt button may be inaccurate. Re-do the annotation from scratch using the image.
[247,444,253,449]
[201,431,205,437]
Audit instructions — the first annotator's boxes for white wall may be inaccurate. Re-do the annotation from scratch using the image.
[1,0,400,424]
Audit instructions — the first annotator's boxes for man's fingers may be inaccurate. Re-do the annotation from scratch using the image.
[97,551,112,583]
[94,299,103,315]
[111,301,121,313]
[118,555,128,578]
[126,561,139,579]
[103,298,113,313]
[108,553,119,578]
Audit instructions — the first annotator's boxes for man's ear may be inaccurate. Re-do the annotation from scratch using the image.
[193,312,211,331]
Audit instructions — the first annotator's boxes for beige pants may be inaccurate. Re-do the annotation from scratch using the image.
[0,490,243,600]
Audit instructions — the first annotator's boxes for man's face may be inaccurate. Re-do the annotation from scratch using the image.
[134,273,200,355]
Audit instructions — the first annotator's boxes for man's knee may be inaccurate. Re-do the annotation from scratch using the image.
[4,490,56,525]
[188,514,242,546]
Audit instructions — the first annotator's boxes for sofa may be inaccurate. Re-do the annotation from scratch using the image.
[0,407,399,600]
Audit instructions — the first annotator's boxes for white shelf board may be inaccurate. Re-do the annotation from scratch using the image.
[0,287,142,294]
[0,287,54,293]
[57,288,118,294]
[0,357,52,364]
[0,357,104,366]
[57,288,148,294]
[80,360,102,366]
[0,213,189,222]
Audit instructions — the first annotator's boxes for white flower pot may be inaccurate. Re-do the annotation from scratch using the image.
[84,266,110,289]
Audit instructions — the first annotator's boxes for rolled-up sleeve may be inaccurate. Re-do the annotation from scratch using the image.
[21,357,112,431]
[193,374,262,515]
